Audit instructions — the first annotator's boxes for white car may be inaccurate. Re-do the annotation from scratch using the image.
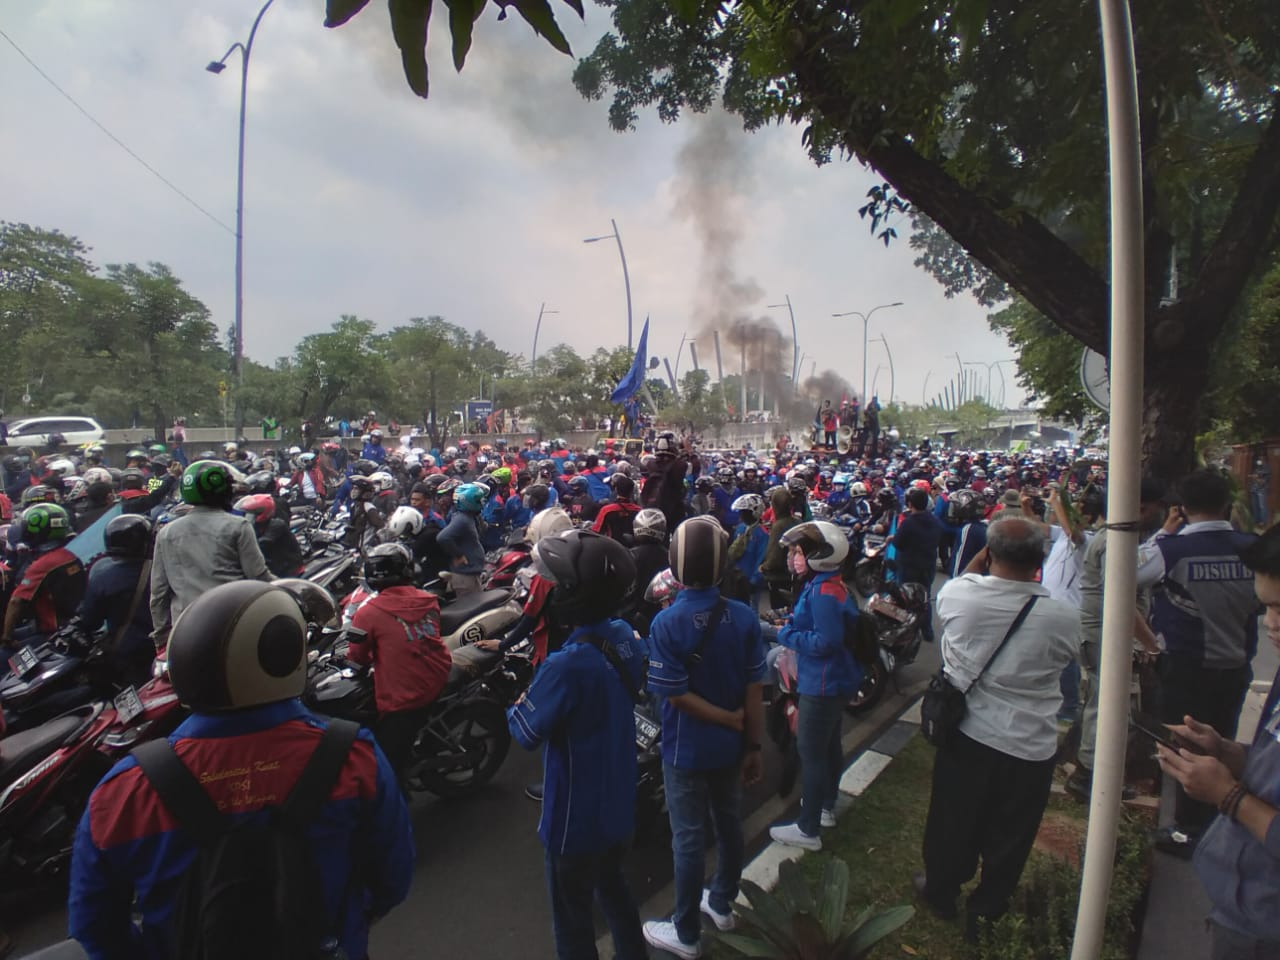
[4,416,105,449]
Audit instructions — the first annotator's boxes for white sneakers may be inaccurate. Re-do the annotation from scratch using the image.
[769,822,823,851]
[700,889,735,931]
[821,808,837,828]
[642,920,701,959]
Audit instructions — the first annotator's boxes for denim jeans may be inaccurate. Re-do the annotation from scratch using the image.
[797,694,845,836]
[1058,658,1081,721]
[544,843,647,960]
[663,762,746,944]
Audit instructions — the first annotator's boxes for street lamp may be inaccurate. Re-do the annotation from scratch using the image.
[531,302,558,369]
[963,358,1017,407]
[831,302,903,407]
[871,333,895,406]
[766,295,800,392]
[207,0,275,438]
[583,219,633,350]
[674,333,695,380]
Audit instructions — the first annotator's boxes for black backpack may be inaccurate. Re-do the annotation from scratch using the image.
[844,609,880,668]
[130,719,360,960]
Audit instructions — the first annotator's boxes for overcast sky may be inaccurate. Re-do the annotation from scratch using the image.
[2,1,1018,408]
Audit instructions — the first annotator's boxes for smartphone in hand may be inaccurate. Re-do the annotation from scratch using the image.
[1130,712,1203,754]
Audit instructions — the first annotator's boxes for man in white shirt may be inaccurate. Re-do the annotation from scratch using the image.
[914,517,1081,942]
[1041,485,1101,724]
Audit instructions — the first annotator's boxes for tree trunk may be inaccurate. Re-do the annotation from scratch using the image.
[1141,352,1207,482]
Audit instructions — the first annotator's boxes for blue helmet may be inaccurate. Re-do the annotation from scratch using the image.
[453,482,486,513]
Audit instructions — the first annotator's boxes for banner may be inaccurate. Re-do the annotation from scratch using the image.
[610,318,650,404]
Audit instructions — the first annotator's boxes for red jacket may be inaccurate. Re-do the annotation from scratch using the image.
[348,585,451,713]
[12,546,83,632]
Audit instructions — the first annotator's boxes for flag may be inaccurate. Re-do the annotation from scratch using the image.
[610,318,650,404]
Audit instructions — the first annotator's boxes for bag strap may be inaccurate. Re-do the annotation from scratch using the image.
[112,559,151,654]
[580,633,642,704]
[132,738,226,846]
[964,595,1039,694]
[687,598,728,667]
[280,718,360,825]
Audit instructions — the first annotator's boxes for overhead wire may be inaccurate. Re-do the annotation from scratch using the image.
[0,26,236,236]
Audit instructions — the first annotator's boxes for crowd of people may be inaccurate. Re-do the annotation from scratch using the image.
[0,420,1277,960]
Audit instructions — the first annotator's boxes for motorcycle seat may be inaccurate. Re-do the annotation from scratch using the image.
[440,590,511,636]
[0,712,86,787]
[444,644,503,691]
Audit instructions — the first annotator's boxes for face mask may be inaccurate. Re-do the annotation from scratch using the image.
[789,549,810,577]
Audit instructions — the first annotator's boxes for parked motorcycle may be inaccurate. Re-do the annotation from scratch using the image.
[632,696,665,839]
[305,640,532,799]
[852,533,889,598]
[847,581,930,715]
[1,627,120,734]
[765,645,803,798]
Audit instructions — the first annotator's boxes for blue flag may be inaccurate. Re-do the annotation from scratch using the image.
[610,318,650,404]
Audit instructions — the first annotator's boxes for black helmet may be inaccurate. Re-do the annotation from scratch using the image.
[352,459,378,477]
[523,483,551,511]
[533,529,636,624]
[610,474,635,501]
[274,578,339,627]
[653,432,678,459]
[167,581,309,712]
[180,460,235,507]
[694,476,714,493]
[120,468,147,491]
[567,476,590,495]
[105,514,152,559]
[669,515,728,588]
[365,543,413,590]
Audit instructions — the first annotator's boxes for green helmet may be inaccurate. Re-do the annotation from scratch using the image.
[20,502,73,547]
[181,459,235,507]
[148,443,167,455]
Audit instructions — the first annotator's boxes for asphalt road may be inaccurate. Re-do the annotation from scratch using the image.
[6,583,944,960]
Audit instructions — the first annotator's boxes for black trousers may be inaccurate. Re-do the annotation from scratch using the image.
[375,706,432,785]
[922,732,1056,930]
[1158,656,1250,833]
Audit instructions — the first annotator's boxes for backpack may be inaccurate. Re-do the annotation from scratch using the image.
[130,719,360,960]
[844,609,880,668]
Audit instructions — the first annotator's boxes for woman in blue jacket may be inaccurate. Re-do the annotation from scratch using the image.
[771,520,862,851]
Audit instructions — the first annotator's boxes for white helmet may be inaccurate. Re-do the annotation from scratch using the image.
[223,442,239,455]
[526,506,574,543]
[779,520,850,573]
[851,481,868,496]
[422,454,437,467]
[369,471,396,493]
[82,466,113,487]
[387,505,425,539]
[633,508,668,543]
[731,493,765,523]
[46,458,77,480]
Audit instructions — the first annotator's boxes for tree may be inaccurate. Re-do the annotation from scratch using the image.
[661,368,730,439]
[569,0,1280,477]
[294,315,388,424]
[988,298,1097,428]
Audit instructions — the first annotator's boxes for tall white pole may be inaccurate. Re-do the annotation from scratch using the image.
[611,218,633,351]
[1071,1,1144,957]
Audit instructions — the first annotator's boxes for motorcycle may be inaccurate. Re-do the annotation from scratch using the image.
[481,543,532,591]
[0,628,120,735]
[852,533,889,598]
[765,645,803,798]
[847,581,930,715]
[632,696,666,839]
[305,640,532,799]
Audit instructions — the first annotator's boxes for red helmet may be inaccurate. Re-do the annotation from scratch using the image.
[234,493,276,525]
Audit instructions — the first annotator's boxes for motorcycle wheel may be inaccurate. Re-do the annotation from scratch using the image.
[408,699,511,799]
[853,561,881,598]
[847,658,888,715]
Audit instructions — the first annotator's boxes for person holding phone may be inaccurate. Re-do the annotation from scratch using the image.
[1157,522,1280,958]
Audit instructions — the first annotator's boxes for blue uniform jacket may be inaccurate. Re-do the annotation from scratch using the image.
[436,511,485,574]
[360,442,386,464]
[646,588,766,770]
[585,469,612,503]
[732,522,769,588]
[778,571,862,698]
[329,475,353,517]
[68,700,413,960]
[507,620,646,855]
[710,486,736,528]
[77,556,153,665]
[503,496,532,530]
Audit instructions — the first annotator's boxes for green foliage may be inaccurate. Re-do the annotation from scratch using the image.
[988,298,1096,428]
[660,368,730,439]
[325,0,583,98]
[719,857,914,960]
[1203,254,1280,445]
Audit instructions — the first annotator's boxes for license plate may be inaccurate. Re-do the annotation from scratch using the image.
[634,710,660,750]
[8,645,39,679]
[868,595,911,623]
[113,686,145,724]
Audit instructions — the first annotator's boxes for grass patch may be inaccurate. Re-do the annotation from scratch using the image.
[713,735,1150,959]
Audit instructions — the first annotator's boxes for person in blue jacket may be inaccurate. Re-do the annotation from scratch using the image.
[770,520,862,851]
[729,493,769,606]
[361,429,387,464]
[68,580,413,960]
[76,514,155,688]
[437,482,487,596]
[507,529,649,960]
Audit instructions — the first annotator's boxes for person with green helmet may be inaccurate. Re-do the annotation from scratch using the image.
[149,460,272,651]
[2,502,86,650]
[437,481,486,596]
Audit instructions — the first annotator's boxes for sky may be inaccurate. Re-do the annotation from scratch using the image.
[1,0,1018,410]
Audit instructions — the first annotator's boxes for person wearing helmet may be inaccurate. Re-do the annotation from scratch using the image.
[74,468,118,532]
[291,451,326,507]
[563,474,598,525]
[593,474,641,544]
[341,475,386,553]
[69,580,414,960]
[689,475,714,518]
[760,488,801,608]
[625,509,670,633]
[75,514,156,686]
[825,476,850,513]
[347,543,453,784]
[402,483,449,579]
[437,482,486,596]
[641,436,697,534]
[500,470,533,533]
[2,503,86,648]
[506,530,648,960]
[641,516,766,957]
[886,487,945,643]
[726,493,769,606]
[362,429,386,465]
[236,493,304,577]
[120,459,183,516]
[149,461,273,651]
[769,521,862,852]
